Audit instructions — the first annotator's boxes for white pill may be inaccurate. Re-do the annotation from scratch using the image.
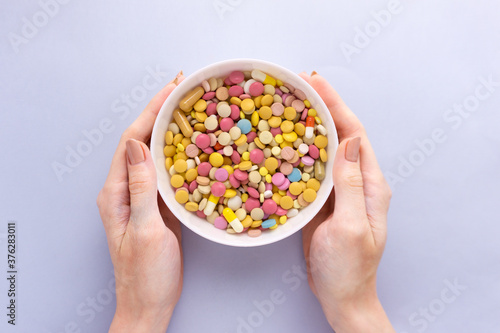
[168,123,180,135]
[286,208,299,218]
[227,196,243,210]
[317,124,327,135]
[251,208,264,220]
[244,79,257,95]
[259,131,273,145]
[298,143,309,155]
[223,146,233,156]
[251,70,266,83]
[264,190,273,198]
[229,127,241,140]
[218,132,231,146]
[217,102,231,118]
[204,115,218,131]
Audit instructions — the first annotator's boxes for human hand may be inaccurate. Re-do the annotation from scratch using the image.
[97,71,184,333]
[300,72,394,332]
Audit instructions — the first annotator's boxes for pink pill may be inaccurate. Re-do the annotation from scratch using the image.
[229,85,244,97]
[219,197,224,204]
[263,213,270,220]
[291,159,301,167]
[220,118,234,132]
[249,82,264,97]
[196,210,206,218]
[250,149,264,164]
[292,99,305,112]
[275,207,288,216]
[301,110,308,120]
[301,156,315,166]
[211,182,226,197]
[286,191,297,200]
[208,133,217,146]
[214,216,228,230]
[188,181,198,193]
[203,92,216,100]
[224,76,233,86]
[247,187,260,199]
[274,88,283,96]
[231,151,241,164]
[239,93,251,100]
[278,178,290,190]
[271,103,284,116]
[265,183,272,191]
[198,162,212,176]
[244,197,261,212]
[203,147,214,154]
[229,71,245,84]
[182,182,189,191]
[206,103,217,116]
[270,127,282,137]
[272,173,286,186]
[280,162,293,175]
[229,174,241,188]
[246,131,257,143]
[240,178,249,185]
[186,144,200,158]
[196,134,211,149]
[214,168,229,181]
[234,169,248,181]
[308,145,320,159]
[285,95,296,107]
[281,93,289,102]
[230,104,241,120]
[262,199,278,215]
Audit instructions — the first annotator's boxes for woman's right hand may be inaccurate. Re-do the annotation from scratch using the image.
[301,72,395,332]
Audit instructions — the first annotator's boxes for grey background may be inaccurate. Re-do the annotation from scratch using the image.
[1,0,499,332]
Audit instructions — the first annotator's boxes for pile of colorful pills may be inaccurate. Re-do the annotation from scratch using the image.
[164,70,328,237]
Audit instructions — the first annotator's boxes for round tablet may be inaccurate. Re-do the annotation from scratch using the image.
[219,118,234,132]
[281,146,295,161]
[197,162,211,176]
[301,156,315,166]
[259,131,273,145]
[218,132,231,146]
[247,187,260,198]
[174,159,187,173]
[175,190,189,204]
[314,135,328,149]
[185,144,200,158]
[249,82,264,97]
[214,168,229,181]
[214,216,228,230]
[289,182,303,196]
[251,208,264,220]
[271,173,285,186]
[308,145,320,159]
[195,134,210,149]
[211,182,226,197]
[217,103,232,118]
[303,188,317,203]
[209,153,224,167]
[229,85,244,97]
[170,174,184,188]
[262,199,278,215]
[215,86,229,100]
[204,116,219,131]
[249,149,264,164]
[237,119,252,134]
[248,170,261,184]
[229,71,245,84]
[264,157,278,171]
[279,196,294,209]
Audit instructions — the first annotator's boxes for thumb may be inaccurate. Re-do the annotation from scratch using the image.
[125,139,159,222]
[331,137,367,222]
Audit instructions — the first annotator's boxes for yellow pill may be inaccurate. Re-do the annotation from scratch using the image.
[193,123,206,132]
[185,202,199,212]
[269,223,278,230]
[315,116,322,124]
[234,134,247,146]
[209,153,224,167]
[320,149,328,162]
[289,182,303,196]
[284,107,297,120]
[176,143,185,152]
[280,196,294,209]
[275,134,284,144]
[276,79,283,86]
[176,151,187,160]
[304,99,311,108]
[241,99,255,113]
[173,133,184,146]
[165,157,173,170]
[230,97,241,106]
[259,167,269,176]
[242,152,250,161]
[280,120,294,133]
[261,94,274,106]
[278,190,286,196]
[241,216,253,228]
[280,141,293,149]
[254,137,266,149]
[239,161,252,171]
[170,174,184,188]
[258,106,272,120]
[265,174,272,183]
[294,123,305,136]
[264,157,278,171]
[241,193,249,203]
[174,159,187,173]
[163,145,176,157]
[195,111,207,123]
[181,137,191,148]
[223,189,237,198]
[268,116,282,128]
[272,193,282,204]
[314,135,328,149]
[254,95,263,108]
[251,112,260,126]
[303,188,317,203]
[173,109,194,137]
[251,220,263,228]
[308,108,317,117]
[190,110,196,119]
[307,179,321,191]
[194,99,207,112]
[283,132,298,142]
[185,169,198,182]
[175,190,189,204]
[165,131,174,145]
[240,111,245,119]
[279,216,287,225]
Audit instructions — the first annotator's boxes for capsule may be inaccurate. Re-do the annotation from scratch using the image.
[305,116,315,139]
[203,194,219,216]
[222,207,244,233]
[251,69,276,86]
[314,160,325,181]
[173,109,193,138]
[179,86,204,112]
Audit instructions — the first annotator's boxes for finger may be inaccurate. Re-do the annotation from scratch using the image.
[298,72,310,83]
[329,137,367,227]
[106,72,184,185]
[125,139,161,224]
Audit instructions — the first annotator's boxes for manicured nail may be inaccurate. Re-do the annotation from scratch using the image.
[311,71,318,76]
[126,139,145,165]
[170,70,183,85]
[345,137,361,162]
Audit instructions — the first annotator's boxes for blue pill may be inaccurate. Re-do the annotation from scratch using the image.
[287,168,302,182]
[262,219,277,229]
[237,119,252,134]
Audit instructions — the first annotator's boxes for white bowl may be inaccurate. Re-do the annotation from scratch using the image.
[151,59,338,247]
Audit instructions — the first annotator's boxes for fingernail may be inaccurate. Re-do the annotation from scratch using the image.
[311,71,318,76]
[126,139,145,165]
[345,137,361,162]
[170,70,183,85]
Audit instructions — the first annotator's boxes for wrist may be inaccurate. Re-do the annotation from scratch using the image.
[109,306,174,333]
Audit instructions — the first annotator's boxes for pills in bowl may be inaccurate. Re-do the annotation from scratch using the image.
[164,70,327,237]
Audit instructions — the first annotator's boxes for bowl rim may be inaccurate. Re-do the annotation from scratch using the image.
[151,58,337,247]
